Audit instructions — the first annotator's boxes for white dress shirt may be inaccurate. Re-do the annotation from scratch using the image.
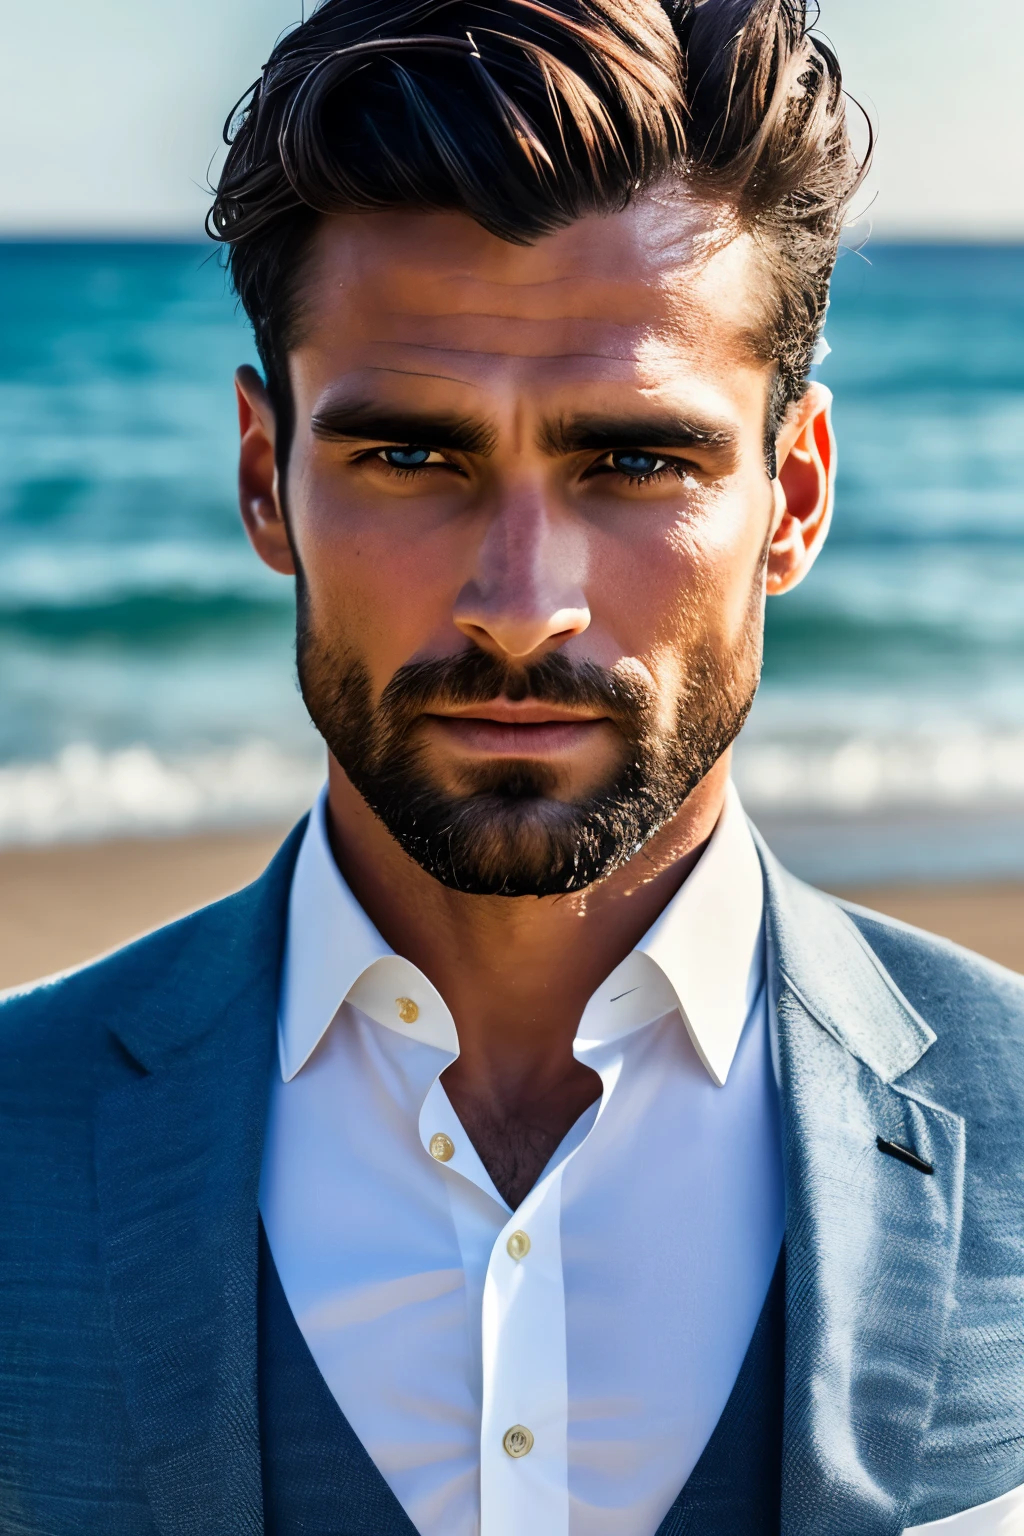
[259,782,784,1536]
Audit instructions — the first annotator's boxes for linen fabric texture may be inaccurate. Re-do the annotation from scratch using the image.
[2,817,1024,1532]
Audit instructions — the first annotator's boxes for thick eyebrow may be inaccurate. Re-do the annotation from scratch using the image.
[540,413,738,458]
[309,399,496,455]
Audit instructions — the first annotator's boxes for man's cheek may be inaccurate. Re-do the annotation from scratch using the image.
[296,519,402,639]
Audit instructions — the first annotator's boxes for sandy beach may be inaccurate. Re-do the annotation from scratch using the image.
[0,828,1022,991]
[0,828,288,991]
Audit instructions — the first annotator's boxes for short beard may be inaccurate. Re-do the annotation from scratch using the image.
[296,588,760,898]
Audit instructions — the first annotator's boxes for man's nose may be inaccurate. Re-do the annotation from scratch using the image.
[452,490,591,661]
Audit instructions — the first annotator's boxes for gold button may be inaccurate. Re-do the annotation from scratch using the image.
[503,1424,534,1458]
[506,1230,531,1261]
[396,997,419,1024]
[429,1132,455,1163]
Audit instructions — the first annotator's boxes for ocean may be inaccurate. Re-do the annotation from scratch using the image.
[2,240,1023,881]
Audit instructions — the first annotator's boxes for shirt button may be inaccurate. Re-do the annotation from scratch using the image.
[503,1425,534,1458]
[506,1230,531,1261]
[395,997,419,1024]
[429,1133,455,1162]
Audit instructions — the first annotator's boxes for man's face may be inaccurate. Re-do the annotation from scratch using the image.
[241,196,830,895]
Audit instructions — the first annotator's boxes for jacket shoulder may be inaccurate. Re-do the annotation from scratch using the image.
[0,819,303,1088]
[0,886,253,1090]
[840,896,1024,1049]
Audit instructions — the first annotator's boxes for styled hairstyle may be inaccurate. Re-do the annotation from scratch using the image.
[210,0,868,464]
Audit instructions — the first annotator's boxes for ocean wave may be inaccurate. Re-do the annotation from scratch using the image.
[0,541,280,603]
[2,732,1024,848]
[733,730,1024,814]
[0,592,291,644]
[0,542,292,642]
[0,742,322,846]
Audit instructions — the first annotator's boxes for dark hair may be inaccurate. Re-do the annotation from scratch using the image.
[210,0,868,466]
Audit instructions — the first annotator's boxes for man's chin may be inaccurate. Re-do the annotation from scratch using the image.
[365,785,625,898]
[421,755,565,804]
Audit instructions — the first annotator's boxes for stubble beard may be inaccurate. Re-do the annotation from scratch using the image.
[295,581,762,898]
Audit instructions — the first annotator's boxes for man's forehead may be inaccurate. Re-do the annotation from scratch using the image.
[292,197,769,415]
[305,197,760,329]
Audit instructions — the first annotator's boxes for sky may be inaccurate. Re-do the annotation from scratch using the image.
[0,0,1021,239]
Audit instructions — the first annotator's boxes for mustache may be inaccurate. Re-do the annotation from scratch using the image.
[377,648,650,729]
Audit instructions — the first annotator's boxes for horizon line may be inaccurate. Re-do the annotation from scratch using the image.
[1,229,1023,249]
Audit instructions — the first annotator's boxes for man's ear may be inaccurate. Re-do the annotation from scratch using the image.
[236,364,295,576]
[766,381,835,595]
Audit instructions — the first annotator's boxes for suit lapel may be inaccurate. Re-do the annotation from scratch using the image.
[95,825,305,1536]
[757,839,965,1536]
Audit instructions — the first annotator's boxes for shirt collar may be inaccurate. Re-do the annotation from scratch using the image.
[575,781,764,1084]
[279,780,764,1088]
[277,792,458,1080]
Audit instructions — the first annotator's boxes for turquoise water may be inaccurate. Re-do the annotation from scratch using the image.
[2,240,1023,872]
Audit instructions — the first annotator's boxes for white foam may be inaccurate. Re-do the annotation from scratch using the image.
[733,729,1024,813]
[2,729,1024,848]
[0,741,323,846]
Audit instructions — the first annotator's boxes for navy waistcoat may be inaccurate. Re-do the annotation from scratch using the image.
[258,1226,783,1535]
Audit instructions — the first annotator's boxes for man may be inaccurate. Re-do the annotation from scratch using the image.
[3,1,1024,1532]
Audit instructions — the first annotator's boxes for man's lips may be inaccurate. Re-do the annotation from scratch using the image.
[423,702,611,755]
[429,701,607,725]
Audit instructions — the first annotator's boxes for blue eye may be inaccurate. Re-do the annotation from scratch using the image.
[611,450,664,477]
[382,445,433,468]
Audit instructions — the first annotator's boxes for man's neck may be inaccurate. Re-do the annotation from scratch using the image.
[323,753,731,1206]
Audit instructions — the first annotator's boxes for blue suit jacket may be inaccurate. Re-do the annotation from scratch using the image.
[2,821,1024,1535]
